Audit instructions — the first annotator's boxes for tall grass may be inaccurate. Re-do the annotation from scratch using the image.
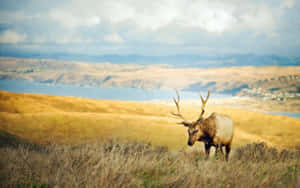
[1,140,299,188]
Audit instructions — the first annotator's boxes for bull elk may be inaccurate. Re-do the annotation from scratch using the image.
[171,90,234,161]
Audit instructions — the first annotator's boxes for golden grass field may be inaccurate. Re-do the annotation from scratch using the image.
[1,90,300,150]
[1,90,300,187]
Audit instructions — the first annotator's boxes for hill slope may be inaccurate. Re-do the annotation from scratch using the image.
[1,57,300,100]
[0,90,299,149]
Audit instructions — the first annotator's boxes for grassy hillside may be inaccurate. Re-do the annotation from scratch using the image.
[1,90,300,149]
[1,140,299,187]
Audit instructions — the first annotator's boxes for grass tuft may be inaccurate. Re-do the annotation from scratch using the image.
[1,140,299,187]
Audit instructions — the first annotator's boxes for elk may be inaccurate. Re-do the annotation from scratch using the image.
[171,90,234,161]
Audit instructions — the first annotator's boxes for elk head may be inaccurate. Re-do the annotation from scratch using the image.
[171,90,210,146]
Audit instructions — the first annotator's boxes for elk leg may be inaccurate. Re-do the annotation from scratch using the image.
[220,145,224,156]
[215,144,219,157]
[204,143,211,159]
[215,143,222,158]
[225,144,231,161]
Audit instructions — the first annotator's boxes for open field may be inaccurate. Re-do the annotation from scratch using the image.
[0,140,299,187]
[1,90,300,187]
[1,90,300,150]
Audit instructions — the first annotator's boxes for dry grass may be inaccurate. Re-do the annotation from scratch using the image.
[207,97,300,112]
[1,90,300,150]
[1,90,300,187]
[0,140,299,188]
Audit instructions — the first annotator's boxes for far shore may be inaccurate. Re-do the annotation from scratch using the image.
[151,97,300,115]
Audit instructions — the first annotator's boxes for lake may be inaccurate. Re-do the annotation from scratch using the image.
[268,112,300,119]
[1,79,300,119]
[0,79,229,101]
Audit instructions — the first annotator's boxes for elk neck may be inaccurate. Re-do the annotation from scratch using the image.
[198,113,217,138]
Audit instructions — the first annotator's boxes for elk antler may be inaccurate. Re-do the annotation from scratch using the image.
[171,90,187,122]
[198,90,210,120]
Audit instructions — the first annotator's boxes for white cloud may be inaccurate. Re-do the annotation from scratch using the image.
[47,0,278,35]
[104,33,124,43]
[86,16,101,26]
[238,3,276,33]
[0,10,42,24]
[56,37,92,44]
[155,36,182,45]
[0,30,27,43]
[32,36,47,43]
[49,9,101,28]
[1,0,299,56]
[280,0,295,8]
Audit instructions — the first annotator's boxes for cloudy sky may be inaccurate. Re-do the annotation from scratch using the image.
[0,0,299,56]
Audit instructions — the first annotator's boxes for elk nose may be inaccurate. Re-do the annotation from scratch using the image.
[188,141,193,146]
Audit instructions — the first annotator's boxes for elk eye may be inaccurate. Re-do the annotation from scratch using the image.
[193,130,199,134]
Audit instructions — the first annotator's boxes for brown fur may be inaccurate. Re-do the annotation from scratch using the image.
[186,113,233,161]
[200,113,217,138]
[171,91,233,160]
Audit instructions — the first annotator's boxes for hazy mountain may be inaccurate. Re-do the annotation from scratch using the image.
[1,50,299,68]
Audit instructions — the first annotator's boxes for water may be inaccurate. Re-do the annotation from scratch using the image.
[1,79,300,119]
[268,112,300,119]
[0,79,229,101]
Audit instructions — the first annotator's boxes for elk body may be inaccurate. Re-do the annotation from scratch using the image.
[172,91,234,161]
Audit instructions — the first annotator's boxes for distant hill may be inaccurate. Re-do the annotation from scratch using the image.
[1,57,300,99]
[0,57,299,98]
[1,51,299,68]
